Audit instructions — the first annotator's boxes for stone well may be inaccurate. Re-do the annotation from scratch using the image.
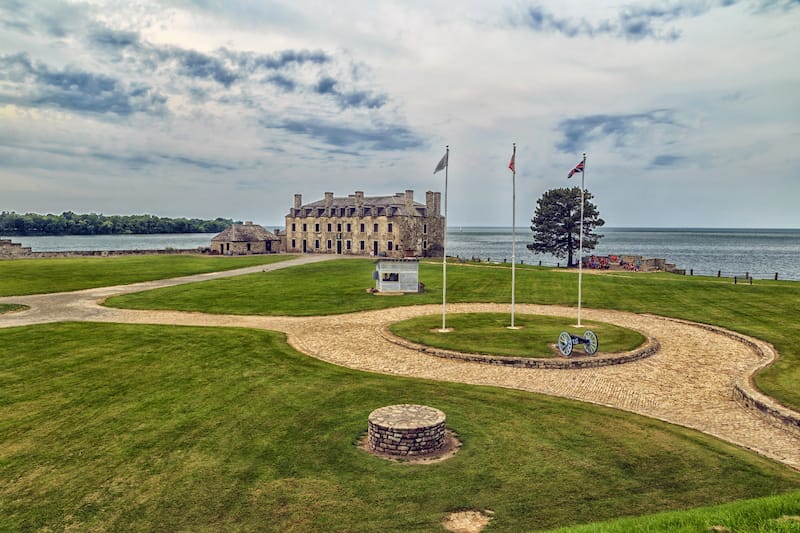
[367,404,446,456]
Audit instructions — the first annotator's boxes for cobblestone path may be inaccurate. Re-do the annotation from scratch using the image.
[2,261,798,471]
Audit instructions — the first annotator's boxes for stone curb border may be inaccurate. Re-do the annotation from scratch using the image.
[380,326,660,370]
[655,316,800,438]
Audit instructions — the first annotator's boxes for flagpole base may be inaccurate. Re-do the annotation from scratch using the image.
[506,326,523,330]
[437,328,454,333]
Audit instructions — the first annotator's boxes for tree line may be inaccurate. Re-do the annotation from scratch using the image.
[0,211,236,236]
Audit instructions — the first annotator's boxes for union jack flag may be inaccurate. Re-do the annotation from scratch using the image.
[567,160,584,179]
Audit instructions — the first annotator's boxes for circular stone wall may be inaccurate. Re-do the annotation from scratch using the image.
[368,404,446,456]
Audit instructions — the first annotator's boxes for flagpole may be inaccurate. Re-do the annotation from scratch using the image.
[441,145,449,331]
[510,143,517,329]
[577,153,586,327]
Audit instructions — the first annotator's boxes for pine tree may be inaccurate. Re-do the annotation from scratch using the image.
[527,187,604,267]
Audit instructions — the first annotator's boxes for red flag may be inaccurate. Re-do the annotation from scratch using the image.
[508,152,515,173]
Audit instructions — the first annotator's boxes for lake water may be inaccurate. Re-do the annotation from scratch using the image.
[445,227,800,281]
[4,227,800,281]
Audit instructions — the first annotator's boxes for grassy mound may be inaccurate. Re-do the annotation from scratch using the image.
[389,312,645,358]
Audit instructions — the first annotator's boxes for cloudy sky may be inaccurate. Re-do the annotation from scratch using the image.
[1,0,798,228]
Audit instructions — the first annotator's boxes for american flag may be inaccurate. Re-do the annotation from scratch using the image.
[567,160,584,179]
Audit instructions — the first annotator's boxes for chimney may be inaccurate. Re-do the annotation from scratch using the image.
[434,192,441,216]
[324,191,334,208]
[426,191,434,215]
[404,189,414,212]
[293,194,302,209]
[354,191,364,216]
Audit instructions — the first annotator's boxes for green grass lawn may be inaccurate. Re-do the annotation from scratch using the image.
[105,258,800,411]
[2,323,798,532]
[544,490,800,532]
[0,304,27,314]
[0,254,295,296]
[389,313,645,358]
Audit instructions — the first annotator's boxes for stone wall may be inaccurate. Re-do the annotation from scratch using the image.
[381,327,660,369]
[660,316,800,438]
[285,213,444,258]
[733,383,800,438]
[367,405,447,456]
[0,246,203,260]
[0,239,32,258]
[211,241,271,255]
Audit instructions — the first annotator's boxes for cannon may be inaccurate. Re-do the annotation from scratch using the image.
[557,330,598,357]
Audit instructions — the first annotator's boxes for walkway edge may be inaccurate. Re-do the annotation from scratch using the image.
[657,316,800,438]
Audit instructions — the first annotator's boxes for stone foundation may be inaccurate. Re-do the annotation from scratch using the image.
[367,404,446,456]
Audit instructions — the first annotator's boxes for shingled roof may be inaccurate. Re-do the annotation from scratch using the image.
[292,192,430,218]
[211,223,277,243]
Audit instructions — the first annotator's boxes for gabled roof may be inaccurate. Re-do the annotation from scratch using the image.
[211,223,277,242]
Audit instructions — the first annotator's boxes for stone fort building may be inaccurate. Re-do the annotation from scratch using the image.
[284,190,445,257]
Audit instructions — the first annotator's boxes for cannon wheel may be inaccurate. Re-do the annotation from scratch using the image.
[557,331,573,357]
[583,330,598,355]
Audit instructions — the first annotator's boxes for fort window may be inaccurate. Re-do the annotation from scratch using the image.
[360,223,365,233]
[423,240,427,249]
[337,223,342,232]
[303,223,307,232]
[327,223,332,232]
[315,239,320,249]
[388,241,393,251]
[388,223,393,233]
[246,243,251,251]
[360,240,365,250]
[315,223,320,232]
[291,223,296,231]
[291,239,296,248]
[346,240,352,250]
[423,223,427,234]
[346,223,352,232]
[327,239,332,249]
[373,223,379,232]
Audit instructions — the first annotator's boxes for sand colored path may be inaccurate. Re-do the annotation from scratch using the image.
[2,256,798,471]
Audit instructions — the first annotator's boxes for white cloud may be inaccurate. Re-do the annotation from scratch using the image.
[0,0,798,227]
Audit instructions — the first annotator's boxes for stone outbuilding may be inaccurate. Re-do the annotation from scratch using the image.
[210,222,280,255]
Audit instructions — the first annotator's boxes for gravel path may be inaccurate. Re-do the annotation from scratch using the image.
[2,256,798,471]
